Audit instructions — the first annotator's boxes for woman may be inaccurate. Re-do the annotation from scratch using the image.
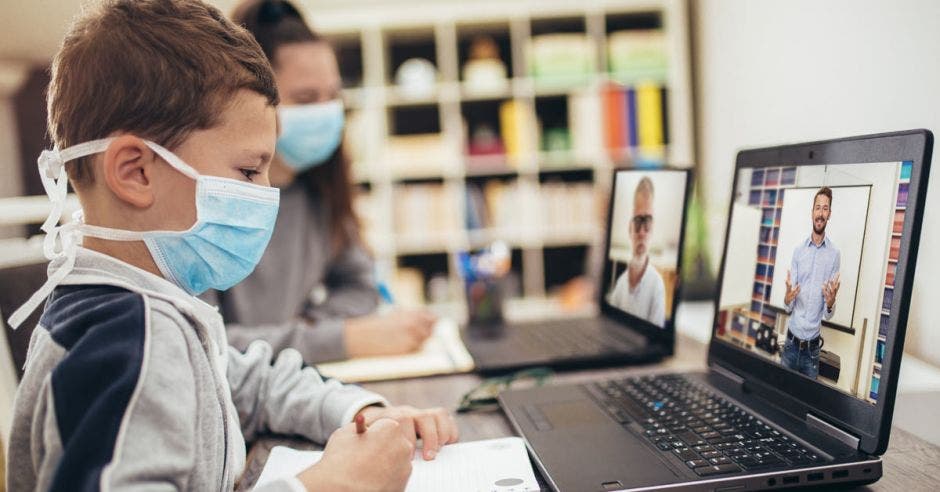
[203,0,435,363]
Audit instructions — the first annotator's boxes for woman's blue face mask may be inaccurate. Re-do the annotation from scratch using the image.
[276,99,345,171]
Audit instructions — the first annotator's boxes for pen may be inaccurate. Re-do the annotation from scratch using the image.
[355,413,367,434]
[377,281,395,304]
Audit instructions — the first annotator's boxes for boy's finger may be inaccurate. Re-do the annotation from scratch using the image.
[417,415,440,460]
[444,413,460,443]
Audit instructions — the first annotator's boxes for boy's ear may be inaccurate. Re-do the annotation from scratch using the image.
[101,135,156,209]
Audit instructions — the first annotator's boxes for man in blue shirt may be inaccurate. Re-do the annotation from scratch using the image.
[782,187,841,379]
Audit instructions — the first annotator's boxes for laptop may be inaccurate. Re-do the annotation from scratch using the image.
[499,129,933,491]
[463,168,692,374]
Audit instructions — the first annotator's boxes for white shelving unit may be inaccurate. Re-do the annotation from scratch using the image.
[308,0,695,315]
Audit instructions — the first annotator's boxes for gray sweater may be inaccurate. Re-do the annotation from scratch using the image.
[8,248,386,491]
[202,181,380,364]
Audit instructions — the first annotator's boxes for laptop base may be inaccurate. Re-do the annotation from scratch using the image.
[463,316,665,375]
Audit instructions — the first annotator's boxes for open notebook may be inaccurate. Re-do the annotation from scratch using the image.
[315,318,475,382]
[255,437,539,492]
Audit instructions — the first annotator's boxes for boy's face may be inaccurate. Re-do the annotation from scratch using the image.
[631,191,654,259]
[148,89,278,231]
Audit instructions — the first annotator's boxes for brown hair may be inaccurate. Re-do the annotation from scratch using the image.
[814,186,833,207]
[48,0,279,187]
[232,0,362,253]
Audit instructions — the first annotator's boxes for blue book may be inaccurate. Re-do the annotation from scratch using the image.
[626,88,638,147]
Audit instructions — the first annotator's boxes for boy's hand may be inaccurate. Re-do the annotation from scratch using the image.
[344,310,437,357]
[296,418,413,492]
[357,405,459,460]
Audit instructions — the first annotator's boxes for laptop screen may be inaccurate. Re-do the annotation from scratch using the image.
[714,160,913,404]
[603,169,689,329]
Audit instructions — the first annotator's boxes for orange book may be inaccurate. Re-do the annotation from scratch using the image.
[602,84,627,158]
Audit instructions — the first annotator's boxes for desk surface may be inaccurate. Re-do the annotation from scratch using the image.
[238,334,940,491]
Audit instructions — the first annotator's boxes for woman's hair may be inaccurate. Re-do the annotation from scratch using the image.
[232,0,362,253]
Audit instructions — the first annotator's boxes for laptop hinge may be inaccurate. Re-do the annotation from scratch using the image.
[806,413,860,450]
[710,363,745,389]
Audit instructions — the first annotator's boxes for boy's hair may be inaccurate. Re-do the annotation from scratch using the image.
[48,0,279,187]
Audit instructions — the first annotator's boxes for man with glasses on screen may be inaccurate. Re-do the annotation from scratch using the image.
[782,186,841,379]
[610,177,666,326]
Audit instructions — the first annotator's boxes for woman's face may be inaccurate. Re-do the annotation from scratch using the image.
[274,41,342,105]
[269,41,342,183]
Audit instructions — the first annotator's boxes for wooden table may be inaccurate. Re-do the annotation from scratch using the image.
[238,334,940,491]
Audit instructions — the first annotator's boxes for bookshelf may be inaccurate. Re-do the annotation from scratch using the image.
[311,0,694,317]
[738,166,795,347]
[866,160,912,402]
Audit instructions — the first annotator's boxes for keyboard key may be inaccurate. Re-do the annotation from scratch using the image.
[709,456,732,465]
[674,448,700,461]
[686,459,708,469]
[676,430,706,446]
[693,464,741,477]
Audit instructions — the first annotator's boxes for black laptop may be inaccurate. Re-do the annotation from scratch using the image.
[463,168,692,374]
[499,129,932,491]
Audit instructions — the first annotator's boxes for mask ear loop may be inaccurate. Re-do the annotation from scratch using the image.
[37,139,114,260]
[7,217,81,329]
[7,139,112,329]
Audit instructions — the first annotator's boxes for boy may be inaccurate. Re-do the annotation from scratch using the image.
[6,1,457,490]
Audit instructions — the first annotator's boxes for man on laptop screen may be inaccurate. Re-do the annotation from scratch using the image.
[606,171,686,328]
[609,177,666,325]
[716,160,913,401]
[781,186,842,379]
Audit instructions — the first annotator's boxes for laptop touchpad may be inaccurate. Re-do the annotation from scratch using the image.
[538,400,608,427]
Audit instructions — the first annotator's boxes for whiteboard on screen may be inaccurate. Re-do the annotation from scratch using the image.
[769,186,871,329]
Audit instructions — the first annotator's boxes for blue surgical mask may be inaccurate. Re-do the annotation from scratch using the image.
[276,100,345,171]
[7,137,280,328]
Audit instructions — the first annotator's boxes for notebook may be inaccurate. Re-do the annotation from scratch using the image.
[315,318,475,383]
[255,437,539,492]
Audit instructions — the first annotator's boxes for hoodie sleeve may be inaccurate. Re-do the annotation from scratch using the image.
[225,341,387,444]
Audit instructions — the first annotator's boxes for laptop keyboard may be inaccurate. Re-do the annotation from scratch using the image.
[586,374,825,478]
[518,320,639,357]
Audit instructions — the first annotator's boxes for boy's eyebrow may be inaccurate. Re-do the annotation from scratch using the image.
[247,151,273,165]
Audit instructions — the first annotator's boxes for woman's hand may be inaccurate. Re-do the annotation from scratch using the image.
[344,310,437,357]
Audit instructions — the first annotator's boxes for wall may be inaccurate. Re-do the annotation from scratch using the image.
[694,0,940,366]
[0,62,26,238]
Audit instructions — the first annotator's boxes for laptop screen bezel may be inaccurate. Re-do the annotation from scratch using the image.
[599,167,693,349]
[708,129,932,456]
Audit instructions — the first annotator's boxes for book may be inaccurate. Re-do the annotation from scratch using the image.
[601,84,627,157]
[528,33,595,86]
[255,437,539,492]
[499,100,536,163]
[315,318,474,383]
[636,82,664,157]
[607,29,668,84]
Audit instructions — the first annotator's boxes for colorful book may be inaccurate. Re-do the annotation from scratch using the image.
[626,87,638,147]
[601,85,627,154]
[636,82,664,156]
[499,100,535,163]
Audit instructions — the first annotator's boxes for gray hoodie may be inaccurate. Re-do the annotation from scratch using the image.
[7,247,386,491]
